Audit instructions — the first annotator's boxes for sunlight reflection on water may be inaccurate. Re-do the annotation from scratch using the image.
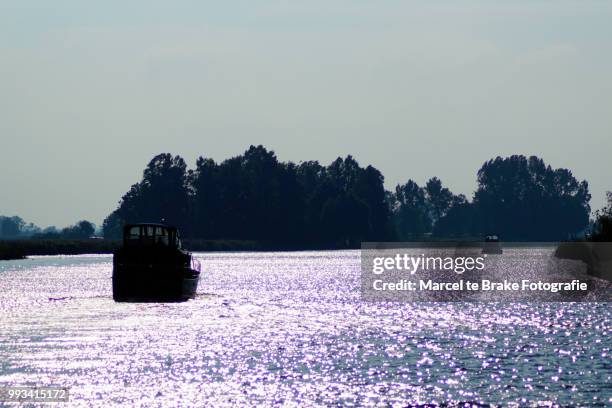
[0,251,610,406]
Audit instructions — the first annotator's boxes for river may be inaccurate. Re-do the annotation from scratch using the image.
[0,251,610,406]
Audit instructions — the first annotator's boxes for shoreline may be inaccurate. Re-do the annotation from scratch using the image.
[0,239,120,261]
[0,239,360,261]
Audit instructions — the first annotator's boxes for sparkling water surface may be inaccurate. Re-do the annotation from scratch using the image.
[0,251,610,406]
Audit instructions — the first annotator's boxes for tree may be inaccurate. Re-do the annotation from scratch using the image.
[424,177,454,225]
[433,199,476,237]
[353,165,391,240]
[592,191,612,241]
[0,216,25,238]
[320,193,370,246]
[102,211,123,240]
[61,220,95,239]
[190,157,220,239]
[317,156,391,245]
[77,220,95,238]
[474,155,590,240]
[189,146,308,243]
[103,154,191,238]
[239,145,293,240]
[21,222,41,237]
[392,180,431,239]
[296,160,329,244]
[34,226,60,239]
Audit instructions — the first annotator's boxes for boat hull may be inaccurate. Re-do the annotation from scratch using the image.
[112,266,199,302]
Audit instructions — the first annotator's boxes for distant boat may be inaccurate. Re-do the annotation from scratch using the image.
[112,223,201,302]
[482,235,503,254]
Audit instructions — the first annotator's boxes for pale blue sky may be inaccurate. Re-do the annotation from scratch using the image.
[1,1,611,228]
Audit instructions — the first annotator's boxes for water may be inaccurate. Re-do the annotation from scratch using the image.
[0,251,610,406]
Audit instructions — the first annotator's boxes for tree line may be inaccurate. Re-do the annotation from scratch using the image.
[101,146,593,245]
[0,217,96,240]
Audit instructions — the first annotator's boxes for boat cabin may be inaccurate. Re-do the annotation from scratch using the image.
[114,223,199,302]
[123,223,182,249]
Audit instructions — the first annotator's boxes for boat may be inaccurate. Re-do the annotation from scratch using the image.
[112,223,201,302]
[482,235,503,254]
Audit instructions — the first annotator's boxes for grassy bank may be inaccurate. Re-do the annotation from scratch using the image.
[0,239,121,260]
[0,238,320,260]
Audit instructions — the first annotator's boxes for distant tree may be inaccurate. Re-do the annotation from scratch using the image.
[21,222,41,237]
[474,155,590,240]
[354,165,392,240]
[317,156,391,245]
[190,157,220,239]
[61,220,95,239]
[296,160,328,243]
[0,216,25,238]
[275,161,306,242]
[592,191,612,241]
[433,199,476,237]
[320,193,370,246]
[238,145,301,241]
[35,226,60,239]
[101,212,122,240]
[187,145,310,243]
[391,177,471,239]
[141,154,191,232]
[103,183,145,239]
[392,180,431,239]
[424,177,455,225]
[78,220,95,237]
[103,154,190,238]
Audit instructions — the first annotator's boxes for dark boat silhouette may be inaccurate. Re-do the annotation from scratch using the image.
[482,235,503,254]
[112,223,201,302]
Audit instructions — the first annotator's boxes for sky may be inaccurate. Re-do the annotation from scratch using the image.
[1,1,611,228]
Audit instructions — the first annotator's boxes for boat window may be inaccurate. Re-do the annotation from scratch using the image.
[155,227,169,246]
[128,226,141,240]
[125,225,177,246]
